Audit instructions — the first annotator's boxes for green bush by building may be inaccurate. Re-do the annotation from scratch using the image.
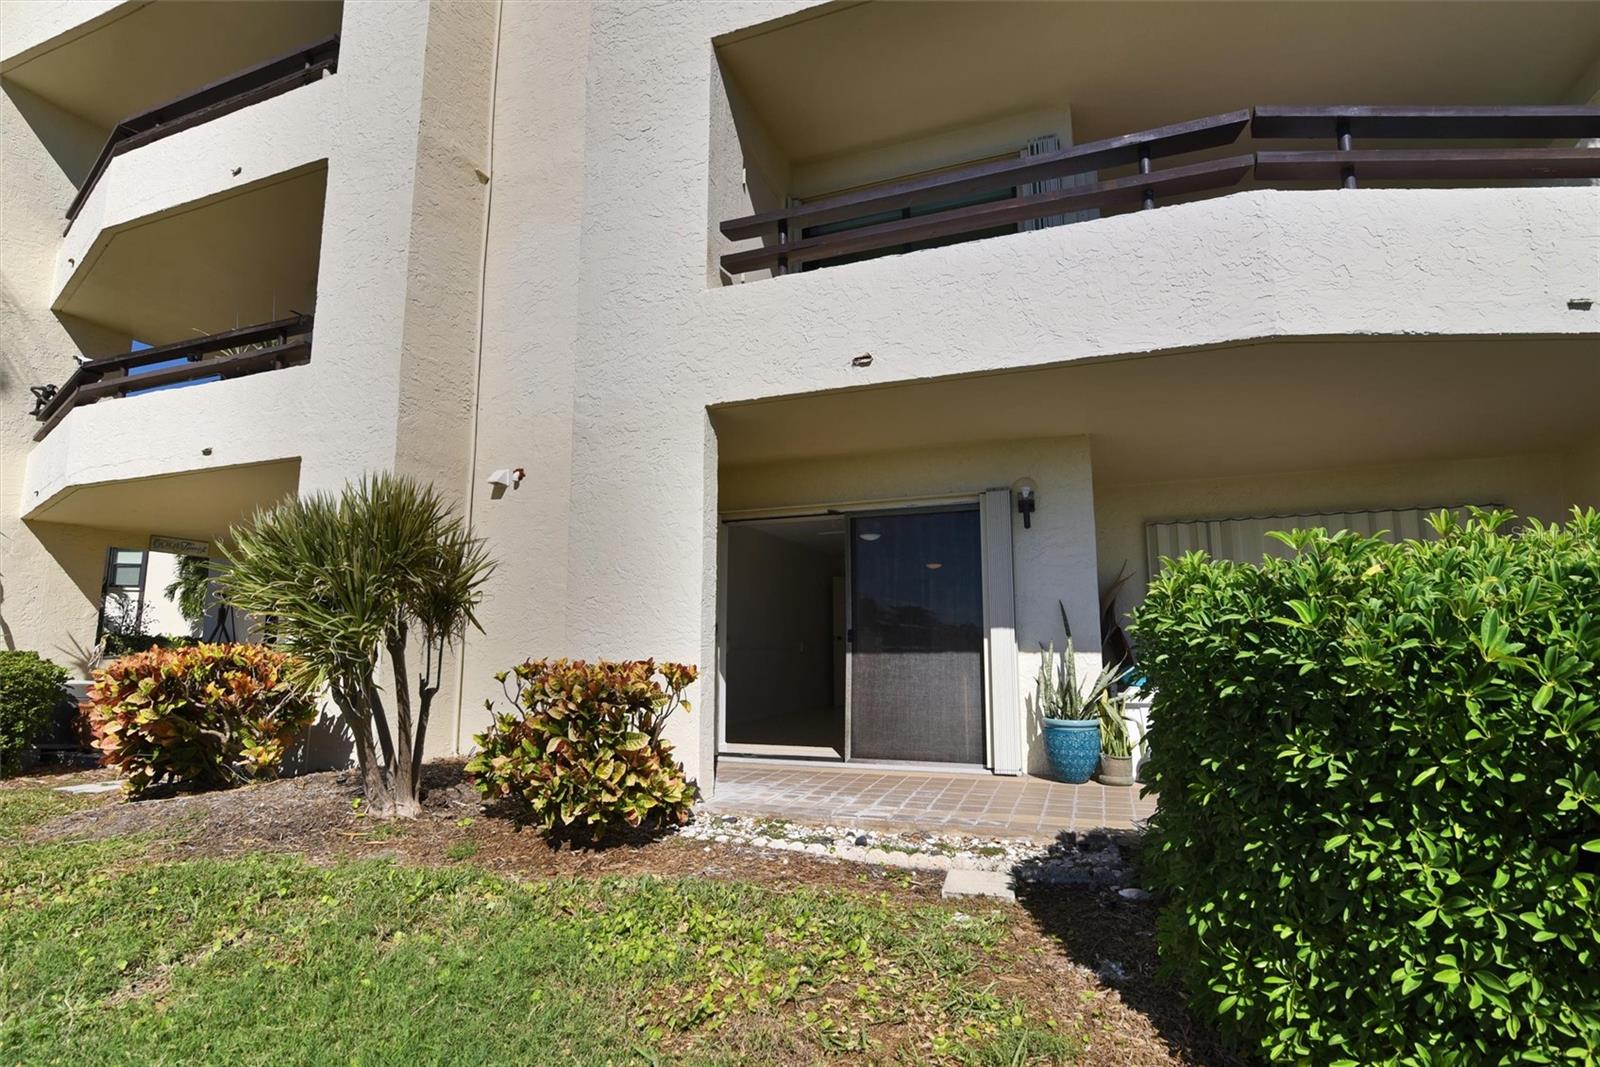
[0,651,69,775]
[1133,509,1599,1064]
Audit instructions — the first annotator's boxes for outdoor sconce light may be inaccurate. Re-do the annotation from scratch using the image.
[487,468,526,497]
[1014,479,1037,529]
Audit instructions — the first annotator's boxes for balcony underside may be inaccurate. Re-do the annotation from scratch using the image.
[0,1,341,142]
[53,162,325,347]
[26,459,301,544]
[712,336,1600,485]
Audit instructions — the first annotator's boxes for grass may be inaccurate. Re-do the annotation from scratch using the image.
[0,787,1081,1065]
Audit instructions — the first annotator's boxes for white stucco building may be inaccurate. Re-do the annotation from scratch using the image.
[3,1,1598,788]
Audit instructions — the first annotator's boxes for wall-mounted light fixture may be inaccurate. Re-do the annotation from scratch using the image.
[487,467,526,499]
[1014,478,1038,529]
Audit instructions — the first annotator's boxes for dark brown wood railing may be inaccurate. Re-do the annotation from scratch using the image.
[32,315,313,441]
[65,36,339,232]
[720,105,1600,278]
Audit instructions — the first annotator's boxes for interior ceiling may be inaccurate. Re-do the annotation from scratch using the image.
[711,337,1600,484]
[29,459,301,540]
[718,1,1600,165]
[56,164,325,348]
[1,0,343,130]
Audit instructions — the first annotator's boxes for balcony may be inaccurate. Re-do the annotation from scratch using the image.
[719,105,1600,279]
[0,0,341,233]
[710,1,1600,284]
[31,315,313,441]
[33,158,326,448]
[63,35,339,234]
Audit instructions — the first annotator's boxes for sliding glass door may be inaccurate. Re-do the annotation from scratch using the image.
[848,509,985,764]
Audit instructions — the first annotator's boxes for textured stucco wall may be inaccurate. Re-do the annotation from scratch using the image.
[452,0,590,750]
[1,3,130,659]
[5,0,1598,789]
[3,2,460,687]
[454,1,1599,790]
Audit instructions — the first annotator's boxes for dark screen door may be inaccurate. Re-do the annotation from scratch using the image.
[849,509,985,763]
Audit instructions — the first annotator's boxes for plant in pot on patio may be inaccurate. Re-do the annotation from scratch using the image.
[1035,603,1121,784]
[1096,689,1137,786]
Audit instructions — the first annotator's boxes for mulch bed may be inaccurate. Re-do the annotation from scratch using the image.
[22,760,1247,1067]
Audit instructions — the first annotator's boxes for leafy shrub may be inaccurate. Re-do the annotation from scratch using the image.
[468,659,699,840]
[1133,509,1600,1063]
[88,643,319,794]
[0,651,69,775]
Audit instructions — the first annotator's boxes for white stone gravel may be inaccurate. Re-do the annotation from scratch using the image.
[679,812,1148,894]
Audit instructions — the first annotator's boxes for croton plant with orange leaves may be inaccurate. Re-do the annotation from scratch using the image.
[88,643,319,795]
[468,658,699,841]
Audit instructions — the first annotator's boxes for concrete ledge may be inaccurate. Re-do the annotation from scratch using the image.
[941,868,1016,903]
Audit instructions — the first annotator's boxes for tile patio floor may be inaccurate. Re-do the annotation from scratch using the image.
[705,760,1157,841]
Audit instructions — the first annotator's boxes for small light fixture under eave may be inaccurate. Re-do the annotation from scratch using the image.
[858,532,881,542]
[1013,477,1038,529]
[925,562,943,570]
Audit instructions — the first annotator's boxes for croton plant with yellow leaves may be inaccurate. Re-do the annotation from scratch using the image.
[88,643,318,795]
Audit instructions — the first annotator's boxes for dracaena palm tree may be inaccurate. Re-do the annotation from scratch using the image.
[220,473,495,817]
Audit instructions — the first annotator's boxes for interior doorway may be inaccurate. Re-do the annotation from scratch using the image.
[722,516,848,757]
[720,505,987,766]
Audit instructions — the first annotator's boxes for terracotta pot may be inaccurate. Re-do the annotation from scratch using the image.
[1097,754,1135,786]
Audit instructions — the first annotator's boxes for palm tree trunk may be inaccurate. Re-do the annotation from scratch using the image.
[385,632,421,817]
[334,682,396,815]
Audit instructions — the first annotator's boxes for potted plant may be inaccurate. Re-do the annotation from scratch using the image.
[1096,690,1136,786]
[1036,602,1121,784]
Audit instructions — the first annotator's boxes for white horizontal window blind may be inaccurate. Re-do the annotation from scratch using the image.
[1145,504,1493,578]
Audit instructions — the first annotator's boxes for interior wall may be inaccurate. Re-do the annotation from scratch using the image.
[720,434,1101,776]
[1094,450,1578,626]
[723,524,840,746]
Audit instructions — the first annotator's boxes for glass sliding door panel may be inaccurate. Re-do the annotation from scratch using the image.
[849,509,985,763]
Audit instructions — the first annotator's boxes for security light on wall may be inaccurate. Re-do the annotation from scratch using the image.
[487,468,525,496]
[1014,479,1038,529]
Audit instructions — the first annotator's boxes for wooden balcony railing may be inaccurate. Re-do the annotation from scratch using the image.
[720,105,1600,278]
[64,36,339,233]
[31,315,313,442]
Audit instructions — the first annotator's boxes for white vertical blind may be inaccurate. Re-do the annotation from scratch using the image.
[980,489,1023,775]
[1018,134,1097,230]
[1145,504,1491,578]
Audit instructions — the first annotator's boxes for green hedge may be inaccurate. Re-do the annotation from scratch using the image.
[0,651,69,775]
[1133,510,1599,1064]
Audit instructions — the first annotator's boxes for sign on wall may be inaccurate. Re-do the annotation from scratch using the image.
[149,535,210,557]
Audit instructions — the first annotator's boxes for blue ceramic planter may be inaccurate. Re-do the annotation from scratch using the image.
[1042,718,1101,784]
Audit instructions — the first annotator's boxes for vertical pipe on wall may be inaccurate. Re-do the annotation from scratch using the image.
[453,0,506,755]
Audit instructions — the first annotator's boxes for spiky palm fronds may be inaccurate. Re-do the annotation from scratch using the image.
[220,472,495,815]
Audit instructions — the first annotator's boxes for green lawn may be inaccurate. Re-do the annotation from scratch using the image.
[0,787,1080,1065]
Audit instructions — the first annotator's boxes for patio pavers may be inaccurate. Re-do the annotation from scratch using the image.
[705,760,1156,841]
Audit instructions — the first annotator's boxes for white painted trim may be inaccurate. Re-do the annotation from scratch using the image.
[715,521,730,756]
[718,755,992,776]
[981,488,1023,775]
